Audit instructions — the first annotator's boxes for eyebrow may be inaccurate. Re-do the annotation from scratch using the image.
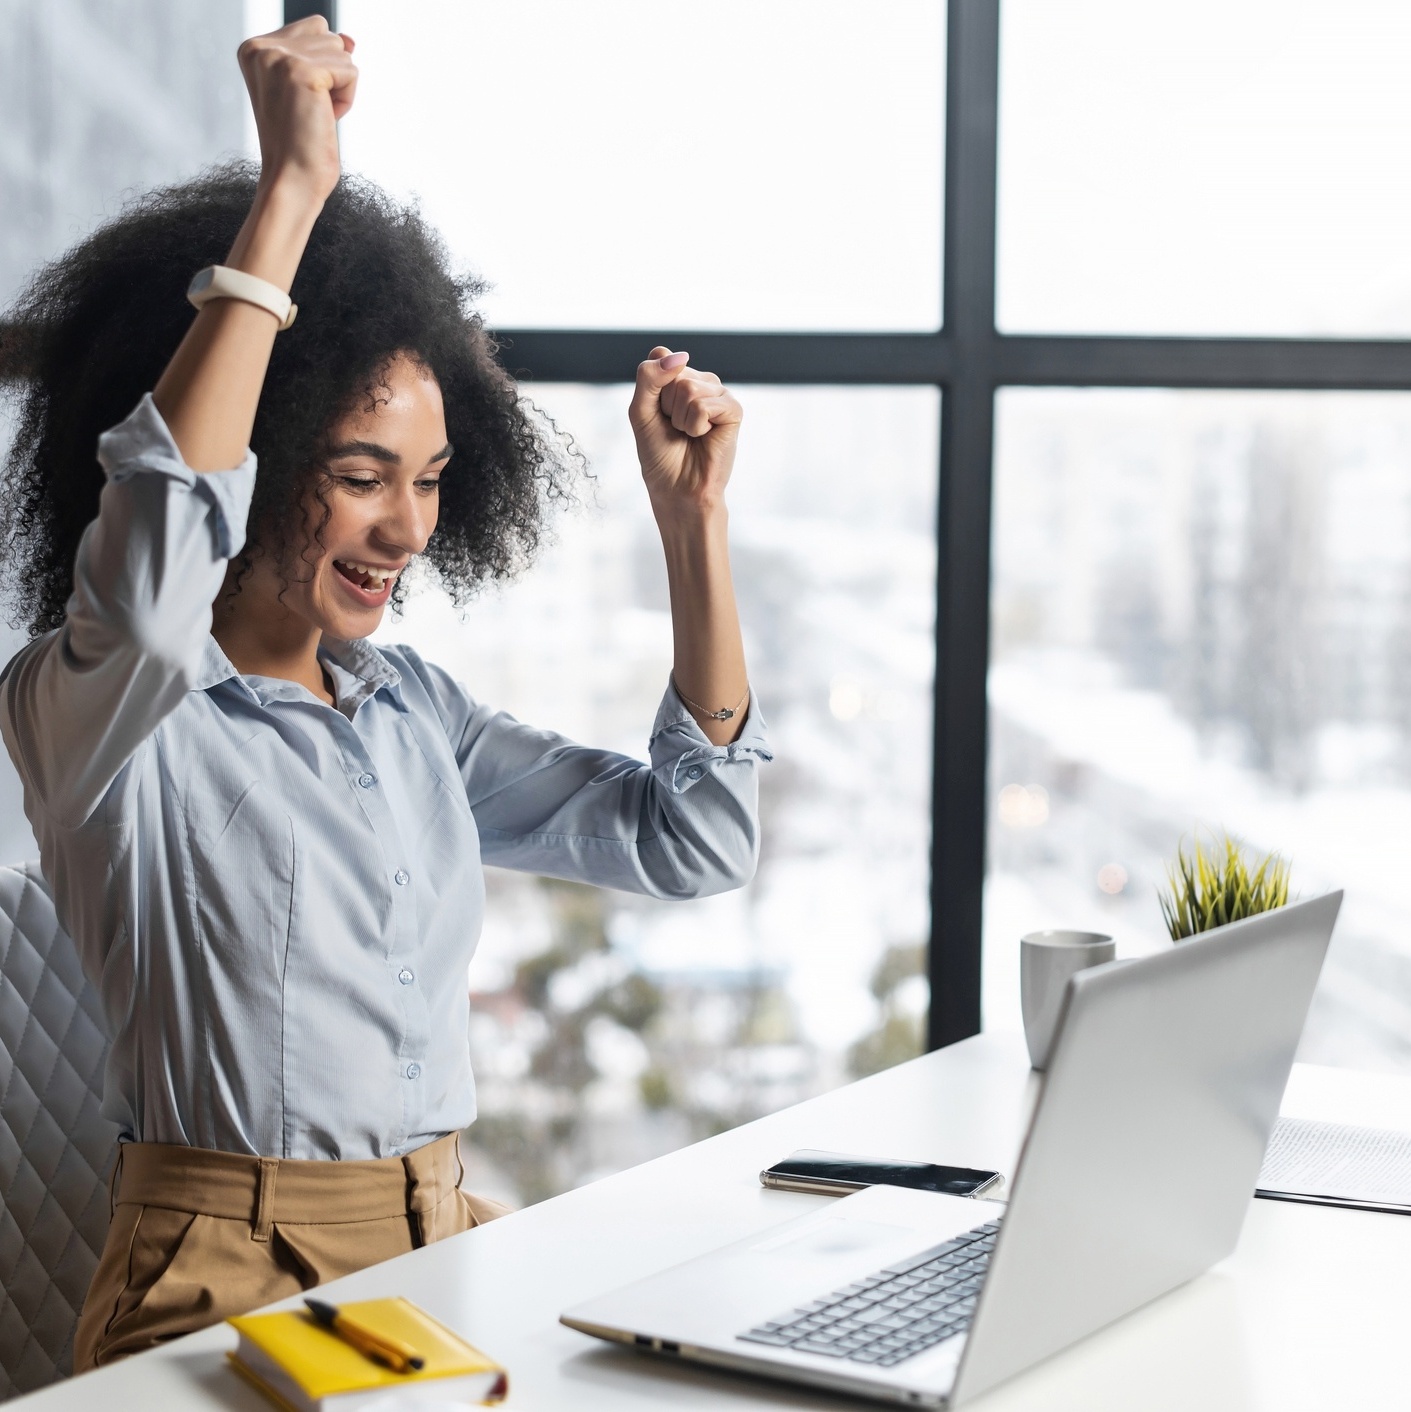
[326,440,454,467]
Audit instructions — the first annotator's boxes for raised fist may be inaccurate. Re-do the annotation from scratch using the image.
[238,15,358,204]
[629,347,743,518]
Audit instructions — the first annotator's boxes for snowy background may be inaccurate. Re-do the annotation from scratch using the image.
[4,0,1411,1204]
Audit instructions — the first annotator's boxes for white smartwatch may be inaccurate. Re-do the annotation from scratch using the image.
[186,265,298,331]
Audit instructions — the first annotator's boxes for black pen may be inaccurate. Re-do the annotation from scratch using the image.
[304,1298,426,1372]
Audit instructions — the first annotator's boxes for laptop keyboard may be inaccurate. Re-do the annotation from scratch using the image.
[738,1218,1001,1368]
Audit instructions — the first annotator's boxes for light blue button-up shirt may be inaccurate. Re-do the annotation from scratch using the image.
[0,397,770,1159]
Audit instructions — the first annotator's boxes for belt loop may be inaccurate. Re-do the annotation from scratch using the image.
[107,1142,126,1222]
[402,1151,426,1248]
[252,1157,279,1242]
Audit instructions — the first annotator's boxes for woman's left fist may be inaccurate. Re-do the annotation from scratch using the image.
[628,347,743,516]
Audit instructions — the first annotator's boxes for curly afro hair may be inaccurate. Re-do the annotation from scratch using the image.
[0,161,580,638]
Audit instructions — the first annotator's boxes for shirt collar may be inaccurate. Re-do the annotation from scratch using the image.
[192,634,404,713]
[193,636,243,694]
[320,637,405,713]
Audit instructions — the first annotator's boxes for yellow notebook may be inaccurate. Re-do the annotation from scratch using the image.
[228,1297,508,1411]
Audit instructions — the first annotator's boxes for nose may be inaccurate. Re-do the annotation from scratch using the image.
[375,481,437,557]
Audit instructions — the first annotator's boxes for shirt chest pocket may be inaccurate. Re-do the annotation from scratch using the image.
[183,774,297,990]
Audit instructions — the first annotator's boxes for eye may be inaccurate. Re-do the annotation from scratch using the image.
[415,477,442,494]
[335,475,380,492]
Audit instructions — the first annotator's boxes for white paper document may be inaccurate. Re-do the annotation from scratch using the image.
[1257,1116,1411,1211]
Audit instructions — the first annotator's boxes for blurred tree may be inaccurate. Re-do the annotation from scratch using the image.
[847,942,926,1078]
[466,878,819,1204]
[1235,427,1325,790]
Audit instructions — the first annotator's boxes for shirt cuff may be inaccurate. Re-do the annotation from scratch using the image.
[649,678,773,794]
[97,393,258,560]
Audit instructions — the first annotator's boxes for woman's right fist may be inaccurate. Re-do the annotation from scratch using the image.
[238,16,357,204]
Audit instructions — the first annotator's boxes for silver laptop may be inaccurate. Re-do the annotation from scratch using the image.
[562,892,1342,1407]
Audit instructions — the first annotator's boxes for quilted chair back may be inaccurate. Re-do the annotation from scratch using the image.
[0,863,117,1397]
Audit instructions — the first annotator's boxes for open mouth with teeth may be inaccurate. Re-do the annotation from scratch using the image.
[332,559,402,604]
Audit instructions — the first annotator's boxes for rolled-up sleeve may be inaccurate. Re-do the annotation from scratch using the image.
[406,653,772,899]
[0,395,256,829]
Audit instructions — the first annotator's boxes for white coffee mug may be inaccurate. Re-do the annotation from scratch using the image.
[1020,930,1116,1070]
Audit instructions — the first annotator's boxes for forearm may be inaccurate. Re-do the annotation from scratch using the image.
[152,180,322,472]
[657,504,750,746]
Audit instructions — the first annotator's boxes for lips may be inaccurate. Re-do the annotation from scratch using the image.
[332,558,402,606]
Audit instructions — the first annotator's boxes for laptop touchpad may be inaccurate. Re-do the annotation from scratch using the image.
[752,1218,913,1260]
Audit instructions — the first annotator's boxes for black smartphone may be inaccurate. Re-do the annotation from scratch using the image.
[760,1149,1003,1198]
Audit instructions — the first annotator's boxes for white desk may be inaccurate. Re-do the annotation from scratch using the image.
[16,1033,1411,1410]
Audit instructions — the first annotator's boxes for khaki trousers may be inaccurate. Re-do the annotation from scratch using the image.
[74,1134,512,1372]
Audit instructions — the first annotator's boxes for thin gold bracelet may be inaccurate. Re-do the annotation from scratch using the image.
[673,675,750,722]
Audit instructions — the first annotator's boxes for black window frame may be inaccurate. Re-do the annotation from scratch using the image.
[300,0,1411,1049]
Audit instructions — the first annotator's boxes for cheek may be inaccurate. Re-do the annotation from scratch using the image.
[316,498,377,561]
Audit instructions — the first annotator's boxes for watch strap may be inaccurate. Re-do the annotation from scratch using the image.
[187,265,298,331]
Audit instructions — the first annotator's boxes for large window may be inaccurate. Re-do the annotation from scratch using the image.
[340,0,945,331]
[374,386,937,1198]
[987,390,1411,1071]
[997,0,1411,337]
[0,1,248,863]
[983,0,1411,1080]
[0,2,246,310]
[7,0,1408,1207]
[338,0,1411,1201]
[334,0,950,1199]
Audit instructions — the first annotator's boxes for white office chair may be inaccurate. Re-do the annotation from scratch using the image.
[0,862,117,1397]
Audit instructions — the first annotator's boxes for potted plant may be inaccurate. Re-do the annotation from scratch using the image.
[1158,832,1292,941]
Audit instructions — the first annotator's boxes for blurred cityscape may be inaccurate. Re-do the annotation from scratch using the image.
[401,383,1411,1207]
[373,386,939,1205]
[0,2,946,1209]
[5,4,1411,1214]
[987,390,1411,1075]
[0,0,245,310]
[0,0,246,864]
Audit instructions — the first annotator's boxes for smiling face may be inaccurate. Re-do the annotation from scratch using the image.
[227,353,452,648]
[310,355,451,638]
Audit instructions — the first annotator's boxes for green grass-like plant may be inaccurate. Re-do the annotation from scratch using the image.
[1159,832,1292,942]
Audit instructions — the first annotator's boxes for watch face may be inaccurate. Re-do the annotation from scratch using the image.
[188,267,215,296]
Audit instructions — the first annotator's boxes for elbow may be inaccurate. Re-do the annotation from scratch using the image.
[67,530,214,690]
[712,819,761,893]
[15,632,192,830]
[705,775,763,893]
[66,601,206,696]
[126,626,201,693]
[650,813,761,901]
[638,759,767,899]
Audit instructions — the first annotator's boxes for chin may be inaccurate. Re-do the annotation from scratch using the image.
[324,609,385,642]
[316,562,402,639]
[311,573,397,642]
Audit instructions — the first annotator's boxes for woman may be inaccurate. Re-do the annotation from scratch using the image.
[0,18,767,1369]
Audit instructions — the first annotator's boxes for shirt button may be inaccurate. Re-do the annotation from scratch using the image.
[358,772,376,788]
[687,765,704,780]
[398,968,415,985]
[394,869,410,886]
[406,1062,421,1080]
